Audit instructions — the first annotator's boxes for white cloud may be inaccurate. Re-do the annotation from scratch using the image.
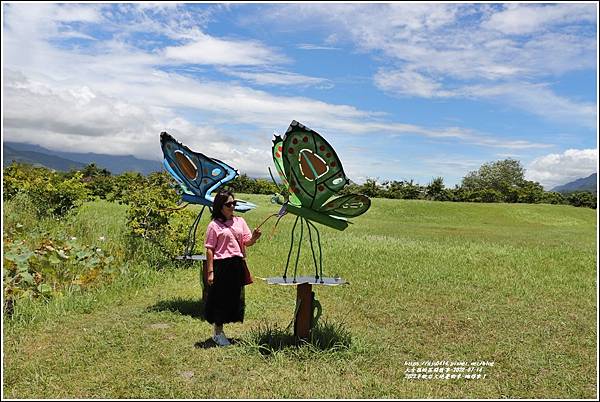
[218,68,332,88]
[374,68,455,98]
[103,3,217,41]
[526,149,598,190]
[163,32,288,66]
[483,3,597,35]
[296,43,339,50]
[52,4,104,23]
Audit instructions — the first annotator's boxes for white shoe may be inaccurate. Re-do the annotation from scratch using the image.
[212,333,231,347]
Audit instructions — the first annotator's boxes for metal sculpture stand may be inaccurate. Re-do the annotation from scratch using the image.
[175,205,206,259]
[173,206,208,301]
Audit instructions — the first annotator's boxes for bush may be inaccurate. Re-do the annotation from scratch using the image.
[566,192,597,209]
[540,192,566,205]
[464,189,503,203]
[3,163,89,217]
[107,172,145,202]
[3,235,116,315]
[3,163,48,201]
[229,174,279,195]
[426,177,450,201]
[123,171,199,260]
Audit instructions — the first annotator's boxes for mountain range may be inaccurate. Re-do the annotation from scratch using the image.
[551,173,597,193]
[3,142,162,175]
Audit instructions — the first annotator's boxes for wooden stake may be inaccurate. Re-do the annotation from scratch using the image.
[294,283,313,339]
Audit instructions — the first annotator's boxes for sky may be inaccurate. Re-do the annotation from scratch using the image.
[2,2,598,190]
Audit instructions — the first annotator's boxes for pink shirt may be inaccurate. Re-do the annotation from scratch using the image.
[204,216,252,260]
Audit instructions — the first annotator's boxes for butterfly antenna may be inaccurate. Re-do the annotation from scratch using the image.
[256,213,278,231]
[268,166,286,196]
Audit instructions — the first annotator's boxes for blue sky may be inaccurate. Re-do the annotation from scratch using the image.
[2,2,598,189]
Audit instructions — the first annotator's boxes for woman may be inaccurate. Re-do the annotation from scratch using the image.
[204,190,261,346]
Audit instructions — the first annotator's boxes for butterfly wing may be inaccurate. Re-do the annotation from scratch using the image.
[320,194,371,217]
[233,199,257,212]
[162,158,193,195]
[281,120,349,211]
[272,134,301,205]
[160,132,238,205]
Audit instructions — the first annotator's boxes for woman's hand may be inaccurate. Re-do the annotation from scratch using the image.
[246,228,262,247]
[207,270,214,286]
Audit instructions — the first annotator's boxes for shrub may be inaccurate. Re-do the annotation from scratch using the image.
[3,163,89,217]
[3,235,116,315]
[566,192,597,209]
[464,189,503,203]
[123,172,199,260]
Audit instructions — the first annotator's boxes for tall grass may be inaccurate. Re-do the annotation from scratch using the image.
[3,195,597,398]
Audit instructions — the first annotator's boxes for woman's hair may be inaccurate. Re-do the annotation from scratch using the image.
[211,190,235,222]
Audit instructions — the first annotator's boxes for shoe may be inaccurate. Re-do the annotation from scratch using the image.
[212,333,231,347]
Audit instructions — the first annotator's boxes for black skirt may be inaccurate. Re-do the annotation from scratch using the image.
[204,256,245,325]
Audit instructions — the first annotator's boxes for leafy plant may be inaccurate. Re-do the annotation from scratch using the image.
[123,171,198,260]
[2,162,89,216]
[3,235,116,315]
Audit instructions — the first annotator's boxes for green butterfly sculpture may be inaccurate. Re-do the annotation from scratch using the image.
[270,120,371,282]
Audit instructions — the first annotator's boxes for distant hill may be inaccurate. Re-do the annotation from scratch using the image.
[3,142,162,175]
[551,173,597,193]
[4,144,87,171]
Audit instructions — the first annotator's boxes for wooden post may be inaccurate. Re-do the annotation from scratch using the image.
[294,283,313,339]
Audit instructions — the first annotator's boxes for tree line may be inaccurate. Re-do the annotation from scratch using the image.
[2,158,596,214]
[340,159,596,209]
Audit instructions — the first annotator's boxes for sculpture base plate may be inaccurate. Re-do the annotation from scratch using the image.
[263,276,347,286]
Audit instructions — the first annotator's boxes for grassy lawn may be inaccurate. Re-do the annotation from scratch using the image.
[3,195,597,398]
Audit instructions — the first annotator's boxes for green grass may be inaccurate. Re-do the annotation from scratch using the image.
[3,195,597,398]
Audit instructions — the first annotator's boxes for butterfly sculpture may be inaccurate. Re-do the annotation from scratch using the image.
[160,132,256,256]
[270,120,370,282]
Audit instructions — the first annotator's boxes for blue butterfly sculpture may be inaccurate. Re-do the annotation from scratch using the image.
[160,132,256,257]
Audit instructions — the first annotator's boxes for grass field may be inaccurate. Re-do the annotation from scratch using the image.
[3,194,597,398]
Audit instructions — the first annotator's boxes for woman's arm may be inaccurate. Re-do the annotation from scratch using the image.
[206,248,214,285]
[245,228,262,247]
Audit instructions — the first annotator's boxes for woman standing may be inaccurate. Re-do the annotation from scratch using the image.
[204,190,261,346]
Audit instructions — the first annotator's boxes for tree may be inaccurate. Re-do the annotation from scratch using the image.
[567,192,597,209]
[516,180,545,204]
[461,159,533,202]
[426,177,447,201]
[81,163,111,178]
[462,159,525,191]
[358,178,382,198]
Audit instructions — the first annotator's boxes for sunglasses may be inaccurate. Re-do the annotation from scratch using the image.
[224,201,238,208]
